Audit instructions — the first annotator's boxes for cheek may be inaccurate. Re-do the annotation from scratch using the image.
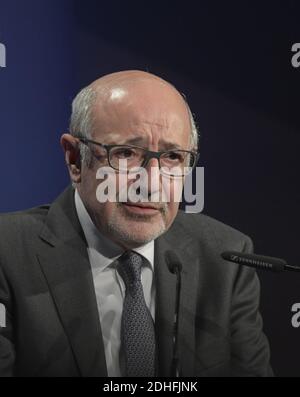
[82,167,117,212]
[167,201,180,218]
[115,172,129,197]
[81,166,99,193]
[98,201,115,218]
[164,179,182,225]
[92,201,118,232]
[162,177,184,203]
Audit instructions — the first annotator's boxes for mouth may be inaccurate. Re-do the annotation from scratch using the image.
[121,202,162,215]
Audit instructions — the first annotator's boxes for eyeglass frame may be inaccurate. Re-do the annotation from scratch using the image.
[76,136,200,177]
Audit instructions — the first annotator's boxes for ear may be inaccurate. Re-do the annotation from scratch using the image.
[60,133,81,184]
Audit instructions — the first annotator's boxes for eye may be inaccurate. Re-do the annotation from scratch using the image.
[165,151,185,162]
[113,147,137,158]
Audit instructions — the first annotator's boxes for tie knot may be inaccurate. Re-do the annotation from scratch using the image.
[117,251,144,290]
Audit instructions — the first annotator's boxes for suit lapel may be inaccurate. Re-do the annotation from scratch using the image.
[154,217,200,376]
[154,236,176,376]
[37,186,107,377]
[36,186,201,377]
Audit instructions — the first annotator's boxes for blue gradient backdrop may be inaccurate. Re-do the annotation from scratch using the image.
[0,0,299,376]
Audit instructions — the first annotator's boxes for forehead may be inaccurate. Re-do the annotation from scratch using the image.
[90,79,191,147]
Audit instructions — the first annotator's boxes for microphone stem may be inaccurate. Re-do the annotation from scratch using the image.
[285,264,300,272]
[171,268,181,377]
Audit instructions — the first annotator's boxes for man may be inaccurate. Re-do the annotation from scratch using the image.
[0,70,272,377]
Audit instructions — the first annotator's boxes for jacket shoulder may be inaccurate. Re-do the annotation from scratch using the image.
[0,205,50,242]
[174,210,252,250]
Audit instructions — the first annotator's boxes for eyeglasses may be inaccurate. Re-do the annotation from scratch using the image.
[77,137,199,177]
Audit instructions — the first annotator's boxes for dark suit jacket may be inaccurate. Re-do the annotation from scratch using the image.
[0,186,272,377]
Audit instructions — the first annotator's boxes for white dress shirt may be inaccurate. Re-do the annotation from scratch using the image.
[74,190,156,377]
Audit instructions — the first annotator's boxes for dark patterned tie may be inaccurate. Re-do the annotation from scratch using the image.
[117,250,156,377]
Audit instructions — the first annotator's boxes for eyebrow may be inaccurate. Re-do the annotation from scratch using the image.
[121,137,182,150]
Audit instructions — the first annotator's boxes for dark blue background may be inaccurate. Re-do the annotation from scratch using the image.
[0,0,299,376]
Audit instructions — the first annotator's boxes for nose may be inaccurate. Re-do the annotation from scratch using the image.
[143,157,161,198]
[144,156,160,171]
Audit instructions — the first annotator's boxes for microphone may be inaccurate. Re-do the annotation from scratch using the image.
[221,251,300,273]
[165,250,182,377]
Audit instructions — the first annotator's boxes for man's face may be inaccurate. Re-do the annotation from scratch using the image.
[75,78,191,249]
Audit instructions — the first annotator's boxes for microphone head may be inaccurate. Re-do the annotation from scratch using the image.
[165,250,182,274]
[221,251,286,272]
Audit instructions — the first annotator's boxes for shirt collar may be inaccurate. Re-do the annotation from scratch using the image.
[74,189,154,271]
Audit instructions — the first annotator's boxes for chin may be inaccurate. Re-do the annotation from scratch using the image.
[107,222,166,248]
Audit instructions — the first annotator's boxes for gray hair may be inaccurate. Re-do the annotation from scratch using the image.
[69,86,96,166]
[69,84,199,166]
